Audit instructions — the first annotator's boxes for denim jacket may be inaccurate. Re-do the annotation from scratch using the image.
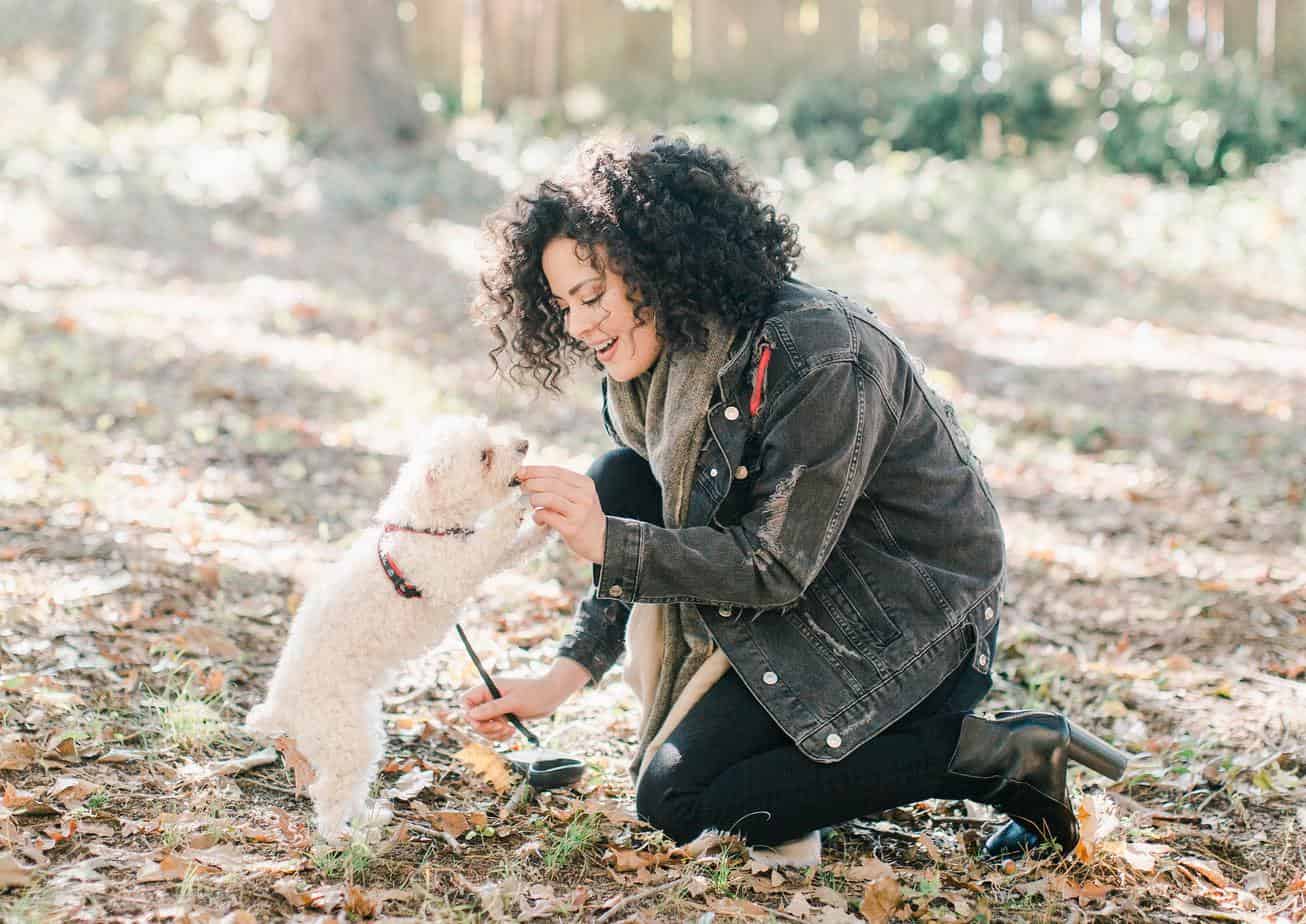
[558,279,1006,762]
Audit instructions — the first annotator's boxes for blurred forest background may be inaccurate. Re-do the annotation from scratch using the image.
[2,1,1305,922]
[5,0,1306,177]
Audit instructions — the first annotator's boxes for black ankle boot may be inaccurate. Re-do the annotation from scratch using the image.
[945,712,1078,860]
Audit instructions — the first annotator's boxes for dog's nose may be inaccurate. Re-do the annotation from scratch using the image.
[514,439,529,455]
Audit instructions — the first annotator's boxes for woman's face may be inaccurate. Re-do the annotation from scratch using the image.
[541,237,663,382]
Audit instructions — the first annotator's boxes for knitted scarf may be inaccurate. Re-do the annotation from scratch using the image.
[606,315,739,780]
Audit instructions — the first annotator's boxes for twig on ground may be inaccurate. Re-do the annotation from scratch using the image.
[928,815,989,827]
[500,775,532,818]
[595,878,686,924]
[240,776,299,798]
[405,820,464,853]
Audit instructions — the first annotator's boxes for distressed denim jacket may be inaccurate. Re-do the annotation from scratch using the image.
[558,279,1006,762]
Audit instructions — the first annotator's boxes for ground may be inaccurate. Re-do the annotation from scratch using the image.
[1,98,1305,922]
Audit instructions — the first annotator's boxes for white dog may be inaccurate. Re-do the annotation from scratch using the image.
[245,415,545,839]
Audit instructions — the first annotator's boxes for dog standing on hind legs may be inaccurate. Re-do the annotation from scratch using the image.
[244,416,547,840]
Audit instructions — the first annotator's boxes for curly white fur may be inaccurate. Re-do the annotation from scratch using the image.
[244,415,546,840]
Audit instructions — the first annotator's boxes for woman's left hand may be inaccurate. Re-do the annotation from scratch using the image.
[515,465,606,564]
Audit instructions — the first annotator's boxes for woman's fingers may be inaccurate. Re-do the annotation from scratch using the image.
[516,465,585,486]
[532,508,569,533]
[518,476,587,503]
[528,491,579,517]
[470,717,512,740]
[462,685,491,709]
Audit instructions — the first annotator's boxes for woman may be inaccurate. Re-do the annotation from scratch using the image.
[463,136,1120,862]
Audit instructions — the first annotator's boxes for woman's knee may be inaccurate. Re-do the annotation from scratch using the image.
[635,747,704,844]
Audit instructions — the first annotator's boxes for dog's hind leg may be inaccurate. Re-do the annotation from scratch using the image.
[306,693,385,840]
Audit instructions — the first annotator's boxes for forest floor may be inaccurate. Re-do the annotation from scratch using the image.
[2,93,1305,922]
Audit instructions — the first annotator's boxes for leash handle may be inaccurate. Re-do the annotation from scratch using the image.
[455,624,540,747]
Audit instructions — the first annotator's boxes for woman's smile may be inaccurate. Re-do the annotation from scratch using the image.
[541,236,663,382]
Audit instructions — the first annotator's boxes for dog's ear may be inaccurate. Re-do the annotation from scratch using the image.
[480,447,495,473]
[423,445,456,485]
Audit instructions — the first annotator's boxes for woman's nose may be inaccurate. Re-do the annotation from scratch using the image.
[565,303,597,341]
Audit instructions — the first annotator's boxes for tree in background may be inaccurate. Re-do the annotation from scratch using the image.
[266,0,424,147]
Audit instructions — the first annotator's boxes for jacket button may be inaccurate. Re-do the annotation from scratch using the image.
[826,733,842,749]
[984,606,994,622]
[762,671,778,685]
[608,585,623,598]
[709,468,719,477]
[734,465,748,480]
[724,406,740,421]
[977,652,989,668]
[718,605,732,617]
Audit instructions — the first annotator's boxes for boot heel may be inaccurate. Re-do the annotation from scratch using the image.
[1067,722,1129,780]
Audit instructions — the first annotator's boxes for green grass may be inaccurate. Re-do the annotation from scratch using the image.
[543,812,602,875]
[312,841,375,880]
[0,887,57,924]
[146,679,228,753]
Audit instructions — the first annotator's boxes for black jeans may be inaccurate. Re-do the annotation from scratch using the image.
[589,449,991,847]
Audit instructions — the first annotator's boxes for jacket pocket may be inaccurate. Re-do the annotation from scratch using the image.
[810,547,904,651]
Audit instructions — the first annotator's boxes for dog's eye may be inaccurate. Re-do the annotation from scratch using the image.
[481,448,495,468]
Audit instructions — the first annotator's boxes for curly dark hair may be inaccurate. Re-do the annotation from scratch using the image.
[475,136,802,390]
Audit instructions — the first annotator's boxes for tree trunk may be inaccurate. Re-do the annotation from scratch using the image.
[266,0,424,147]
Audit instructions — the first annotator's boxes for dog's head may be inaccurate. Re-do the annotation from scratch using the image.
[378,416,529,527]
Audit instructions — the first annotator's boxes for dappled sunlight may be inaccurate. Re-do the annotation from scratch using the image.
[393,214,485,280]
[3,27,1305,914]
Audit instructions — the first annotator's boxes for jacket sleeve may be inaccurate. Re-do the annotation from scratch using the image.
[555,378,632,683]
[555,595,628,684]
[593,358,898,609]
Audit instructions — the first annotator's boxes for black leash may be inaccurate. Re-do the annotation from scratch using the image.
[454,623,540,747]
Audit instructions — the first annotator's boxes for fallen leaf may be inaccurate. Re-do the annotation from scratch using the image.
[858,865,900,923]
[1073,792,1119,864]
[427,810,470,838]
[1055,876,1110,902]
[137,852,192,883]
[0,853,33,889]
[169,625,240,659]
[707,896,771,918]
[384,767,432,800]
[48,777,101,806]
[1178,856,1231,889]
[812,885,848,909]
[841,857,895,883]
[454,742,513,793]
[343,884,377,917]
[786,891,815,917]
[97,748,142,764]
[604,848,666,872]
[273,878,315,909]
[272,737,317,794]
[1170,898,1266,921]
[1115,841,1169,872]
[580,797,641,826]
[3,784,57,815]
[0,737,36,772]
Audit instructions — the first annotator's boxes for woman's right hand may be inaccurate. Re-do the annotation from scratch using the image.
[461,658,591,741]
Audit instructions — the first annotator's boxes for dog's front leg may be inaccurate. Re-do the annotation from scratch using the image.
[506,517,549,560]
